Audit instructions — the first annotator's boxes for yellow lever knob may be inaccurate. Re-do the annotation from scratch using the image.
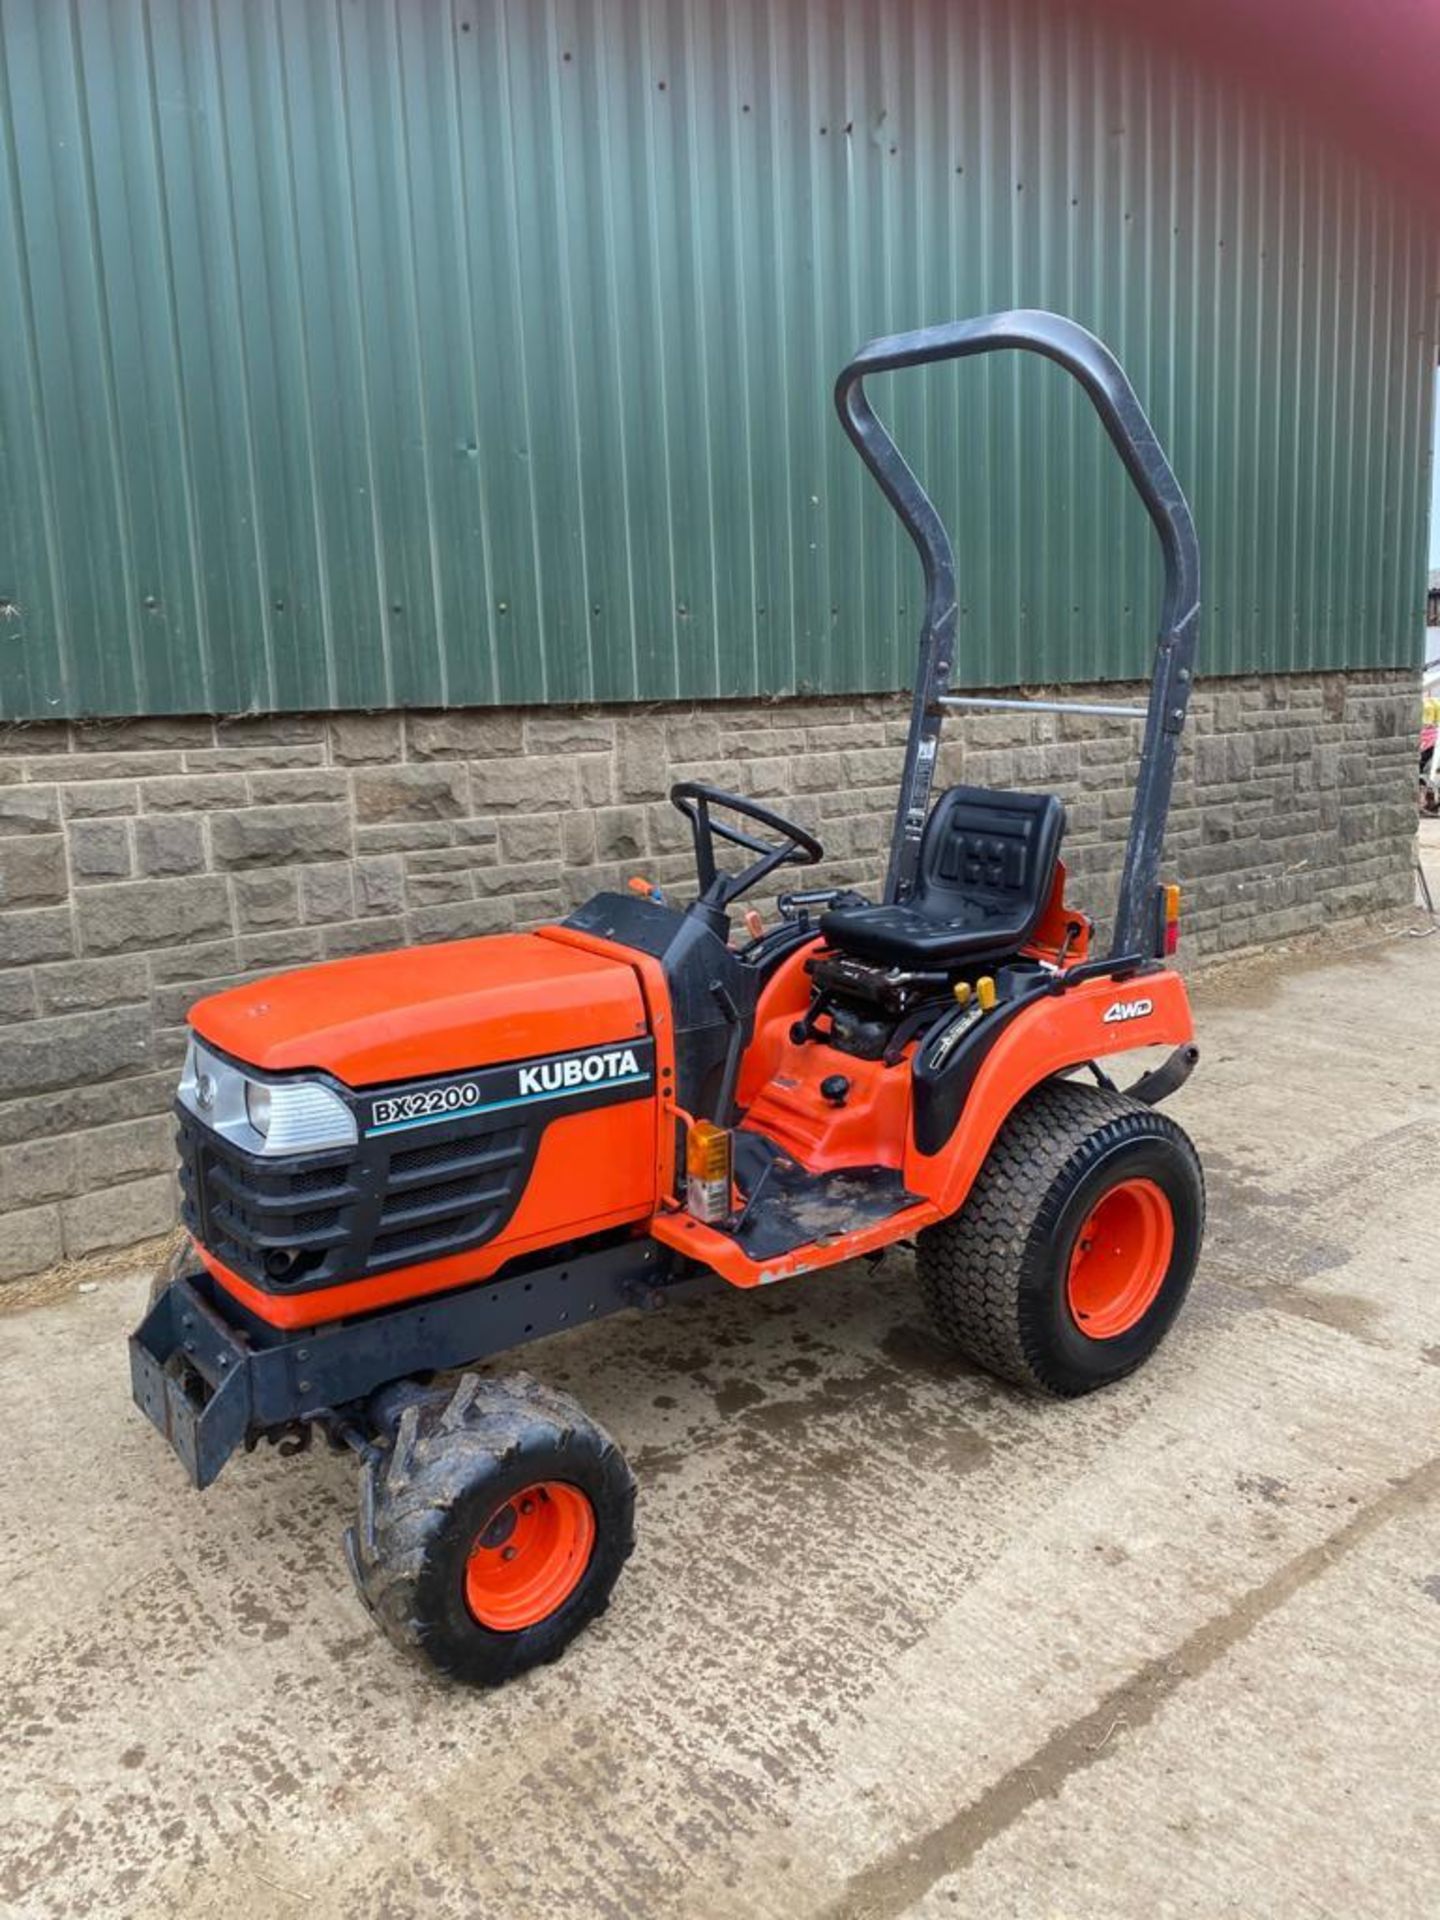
[976,976,997,1012]
[952,981,972,1007]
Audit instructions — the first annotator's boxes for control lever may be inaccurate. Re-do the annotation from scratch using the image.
[926,976,998,1072]
[709,980,745,1127]
[777,886,868,921]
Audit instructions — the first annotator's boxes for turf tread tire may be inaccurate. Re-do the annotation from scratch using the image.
[915,1078,1204,1396]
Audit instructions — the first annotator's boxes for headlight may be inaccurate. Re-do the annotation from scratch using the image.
[178,1037,357,1157]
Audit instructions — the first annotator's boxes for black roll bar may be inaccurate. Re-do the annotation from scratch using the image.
[834,309,1201,959]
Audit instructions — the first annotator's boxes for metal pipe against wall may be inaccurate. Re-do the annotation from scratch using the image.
[939,694,1148,719]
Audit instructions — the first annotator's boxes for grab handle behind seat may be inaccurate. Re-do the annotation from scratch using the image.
[834,310,1201,958]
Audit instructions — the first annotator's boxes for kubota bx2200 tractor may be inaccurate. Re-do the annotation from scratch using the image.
[132,312,1205,1686]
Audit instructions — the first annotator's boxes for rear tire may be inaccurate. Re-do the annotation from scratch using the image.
[345,1371,635,1686]
[915,1078,1204,1396]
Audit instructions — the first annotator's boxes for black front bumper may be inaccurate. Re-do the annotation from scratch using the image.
[130,1270,256,1489]
[130,1238,695,1490]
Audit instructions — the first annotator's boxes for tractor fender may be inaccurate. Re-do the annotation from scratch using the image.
[903,968,1195,1220]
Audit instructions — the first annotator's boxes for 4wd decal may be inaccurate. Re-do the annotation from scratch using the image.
[365,1041,655,1135]
[1102,997,1154,1025]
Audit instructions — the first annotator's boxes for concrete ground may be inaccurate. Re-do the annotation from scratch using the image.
[4,825,1439,1920]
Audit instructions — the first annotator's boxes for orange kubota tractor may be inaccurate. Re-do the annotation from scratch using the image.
[132,312,1204,1686]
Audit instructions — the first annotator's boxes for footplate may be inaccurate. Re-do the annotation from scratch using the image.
[129,1274,253,1489]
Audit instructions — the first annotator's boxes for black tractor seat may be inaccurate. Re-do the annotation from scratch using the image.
[820,785,1066,971]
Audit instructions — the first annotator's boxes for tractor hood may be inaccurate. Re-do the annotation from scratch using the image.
[188,932,649,1088]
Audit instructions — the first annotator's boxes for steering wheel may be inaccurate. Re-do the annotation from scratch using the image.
[670,781,823,907]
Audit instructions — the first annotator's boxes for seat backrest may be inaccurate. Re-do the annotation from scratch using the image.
[913,786,1066,925]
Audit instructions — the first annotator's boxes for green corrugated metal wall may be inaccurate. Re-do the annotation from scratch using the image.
[0,0,1435,722]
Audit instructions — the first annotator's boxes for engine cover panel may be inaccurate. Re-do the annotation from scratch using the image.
[189,932,648,1086]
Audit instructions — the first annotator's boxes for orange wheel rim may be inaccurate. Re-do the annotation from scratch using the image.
[464,1482,596,1632]
[1065,1177,1174,1340]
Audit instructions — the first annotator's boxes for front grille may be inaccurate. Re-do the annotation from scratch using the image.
[292,1165,345,1194]
[390,1135,483,1176]
[177,1105,536,1296]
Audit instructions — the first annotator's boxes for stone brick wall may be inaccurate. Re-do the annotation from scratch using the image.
[0,667,1416,1282]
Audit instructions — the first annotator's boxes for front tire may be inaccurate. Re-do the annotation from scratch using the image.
[345,1371,636,1686]
[915,1079,1204,1396]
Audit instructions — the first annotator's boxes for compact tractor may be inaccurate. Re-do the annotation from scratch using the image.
[132,312,1205,1686]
